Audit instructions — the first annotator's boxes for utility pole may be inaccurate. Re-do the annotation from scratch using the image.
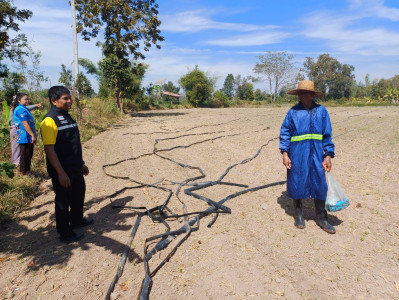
[71,0,81,118]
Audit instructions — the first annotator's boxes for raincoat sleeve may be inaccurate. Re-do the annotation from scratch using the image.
[322,108,335,158]
[279,110,292,154]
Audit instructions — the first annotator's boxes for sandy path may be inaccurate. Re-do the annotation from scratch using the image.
[1,106,398,299]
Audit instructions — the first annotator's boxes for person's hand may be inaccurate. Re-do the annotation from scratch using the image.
[82,165,89,176]
[58,171,71,188]
[282,152,292,169]
[31,135,37,144]
[323,156,332,172]
[36,103,43,108]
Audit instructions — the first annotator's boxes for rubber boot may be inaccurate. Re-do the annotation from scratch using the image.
[314,199,336,234]
[293,199,305,229]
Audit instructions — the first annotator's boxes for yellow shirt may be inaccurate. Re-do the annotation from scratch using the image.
[40,117,58,145]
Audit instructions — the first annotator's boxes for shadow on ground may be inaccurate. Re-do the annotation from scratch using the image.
[0,193,143,272]
[277,191,343,227]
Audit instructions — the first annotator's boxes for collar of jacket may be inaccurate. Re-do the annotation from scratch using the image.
[50,106,70,116]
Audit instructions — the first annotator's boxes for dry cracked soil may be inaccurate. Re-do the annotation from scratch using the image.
[1,106,398,300]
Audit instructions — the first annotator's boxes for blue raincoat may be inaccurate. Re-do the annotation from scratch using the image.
[279,102,335,201]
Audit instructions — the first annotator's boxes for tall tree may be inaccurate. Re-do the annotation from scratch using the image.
[254,51,295,102]
[222,73,235,99]
[179,66,213,107]
[73,0,164,111]
[303,54,355,99]
[0,0,32,77]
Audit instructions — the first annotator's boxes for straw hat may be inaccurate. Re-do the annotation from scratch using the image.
[287,80,323,98]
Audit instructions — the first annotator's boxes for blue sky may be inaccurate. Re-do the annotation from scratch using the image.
[11,0,399,92]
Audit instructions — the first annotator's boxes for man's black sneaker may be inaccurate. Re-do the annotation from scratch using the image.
[60,232,84,243]
[71,218,94,229]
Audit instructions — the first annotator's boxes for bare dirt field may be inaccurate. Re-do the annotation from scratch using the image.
[1,106,399,300]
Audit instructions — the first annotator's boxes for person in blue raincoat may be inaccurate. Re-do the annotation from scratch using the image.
[279,80,336,234]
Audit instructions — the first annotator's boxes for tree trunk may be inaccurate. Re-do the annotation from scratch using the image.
[269,78,273,103]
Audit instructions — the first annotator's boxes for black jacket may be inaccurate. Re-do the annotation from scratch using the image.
[43,106,84,177]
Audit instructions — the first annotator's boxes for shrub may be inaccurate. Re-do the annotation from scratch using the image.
[210,91,230,108]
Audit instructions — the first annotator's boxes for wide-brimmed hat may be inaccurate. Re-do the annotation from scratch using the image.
[287,80,323,98]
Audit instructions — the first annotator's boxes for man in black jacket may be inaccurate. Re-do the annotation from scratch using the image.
[41,86,93,243]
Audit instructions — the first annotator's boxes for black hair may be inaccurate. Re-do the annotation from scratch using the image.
[12,93,28,110]
[48,86,71,105]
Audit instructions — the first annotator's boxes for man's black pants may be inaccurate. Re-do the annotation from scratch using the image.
[51,170,86,237]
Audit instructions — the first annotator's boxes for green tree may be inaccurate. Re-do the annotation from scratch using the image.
[254,51,295,102]
[236,77,254,100]
[1,72,25,103]
[0,0,32,77]
[303,54,355,99]
[75,73,94,97]
[162,81,180,94]
[73,0,164,111]
[179,66,213,107]
[254,88,268,101]
[222,73,235,99]
[211,90,229,108]
[58,64,74,90]
[58,64,93,97]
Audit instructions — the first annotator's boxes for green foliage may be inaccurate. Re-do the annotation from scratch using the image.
[0,120,9,148]
[162,81,180,94]
[78,58,99,76]
[0,162,14,178]
[58,64,94,98]
[236,80,255,101]
[209,91,230,108]
[254,89,268,101]
[223,73,235,99]
[58,64,73,90]
[2,100,10,121]
[75,73,94,97]
[74,0,163,60]
[1,72,25,103]
[99,56,147,110]
[0,0,32,77]
[383,87,399,104]
[179,66,213,107]
[31,106,47,132]
[303,54,355,99]
[73,0,164,111]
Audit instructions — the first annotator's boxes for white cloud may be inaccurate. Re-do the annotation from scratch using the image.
[205,31,290,47]
[347,0,399,21]
[161,9,279,33]
[301,12,399,56]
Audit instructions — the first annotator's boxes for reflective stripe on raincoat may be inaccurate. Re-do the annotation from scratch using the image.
[279,102,335,200]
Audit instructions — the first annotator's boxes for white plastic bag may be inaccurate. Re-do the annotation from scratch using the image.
[325,171,350,212]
